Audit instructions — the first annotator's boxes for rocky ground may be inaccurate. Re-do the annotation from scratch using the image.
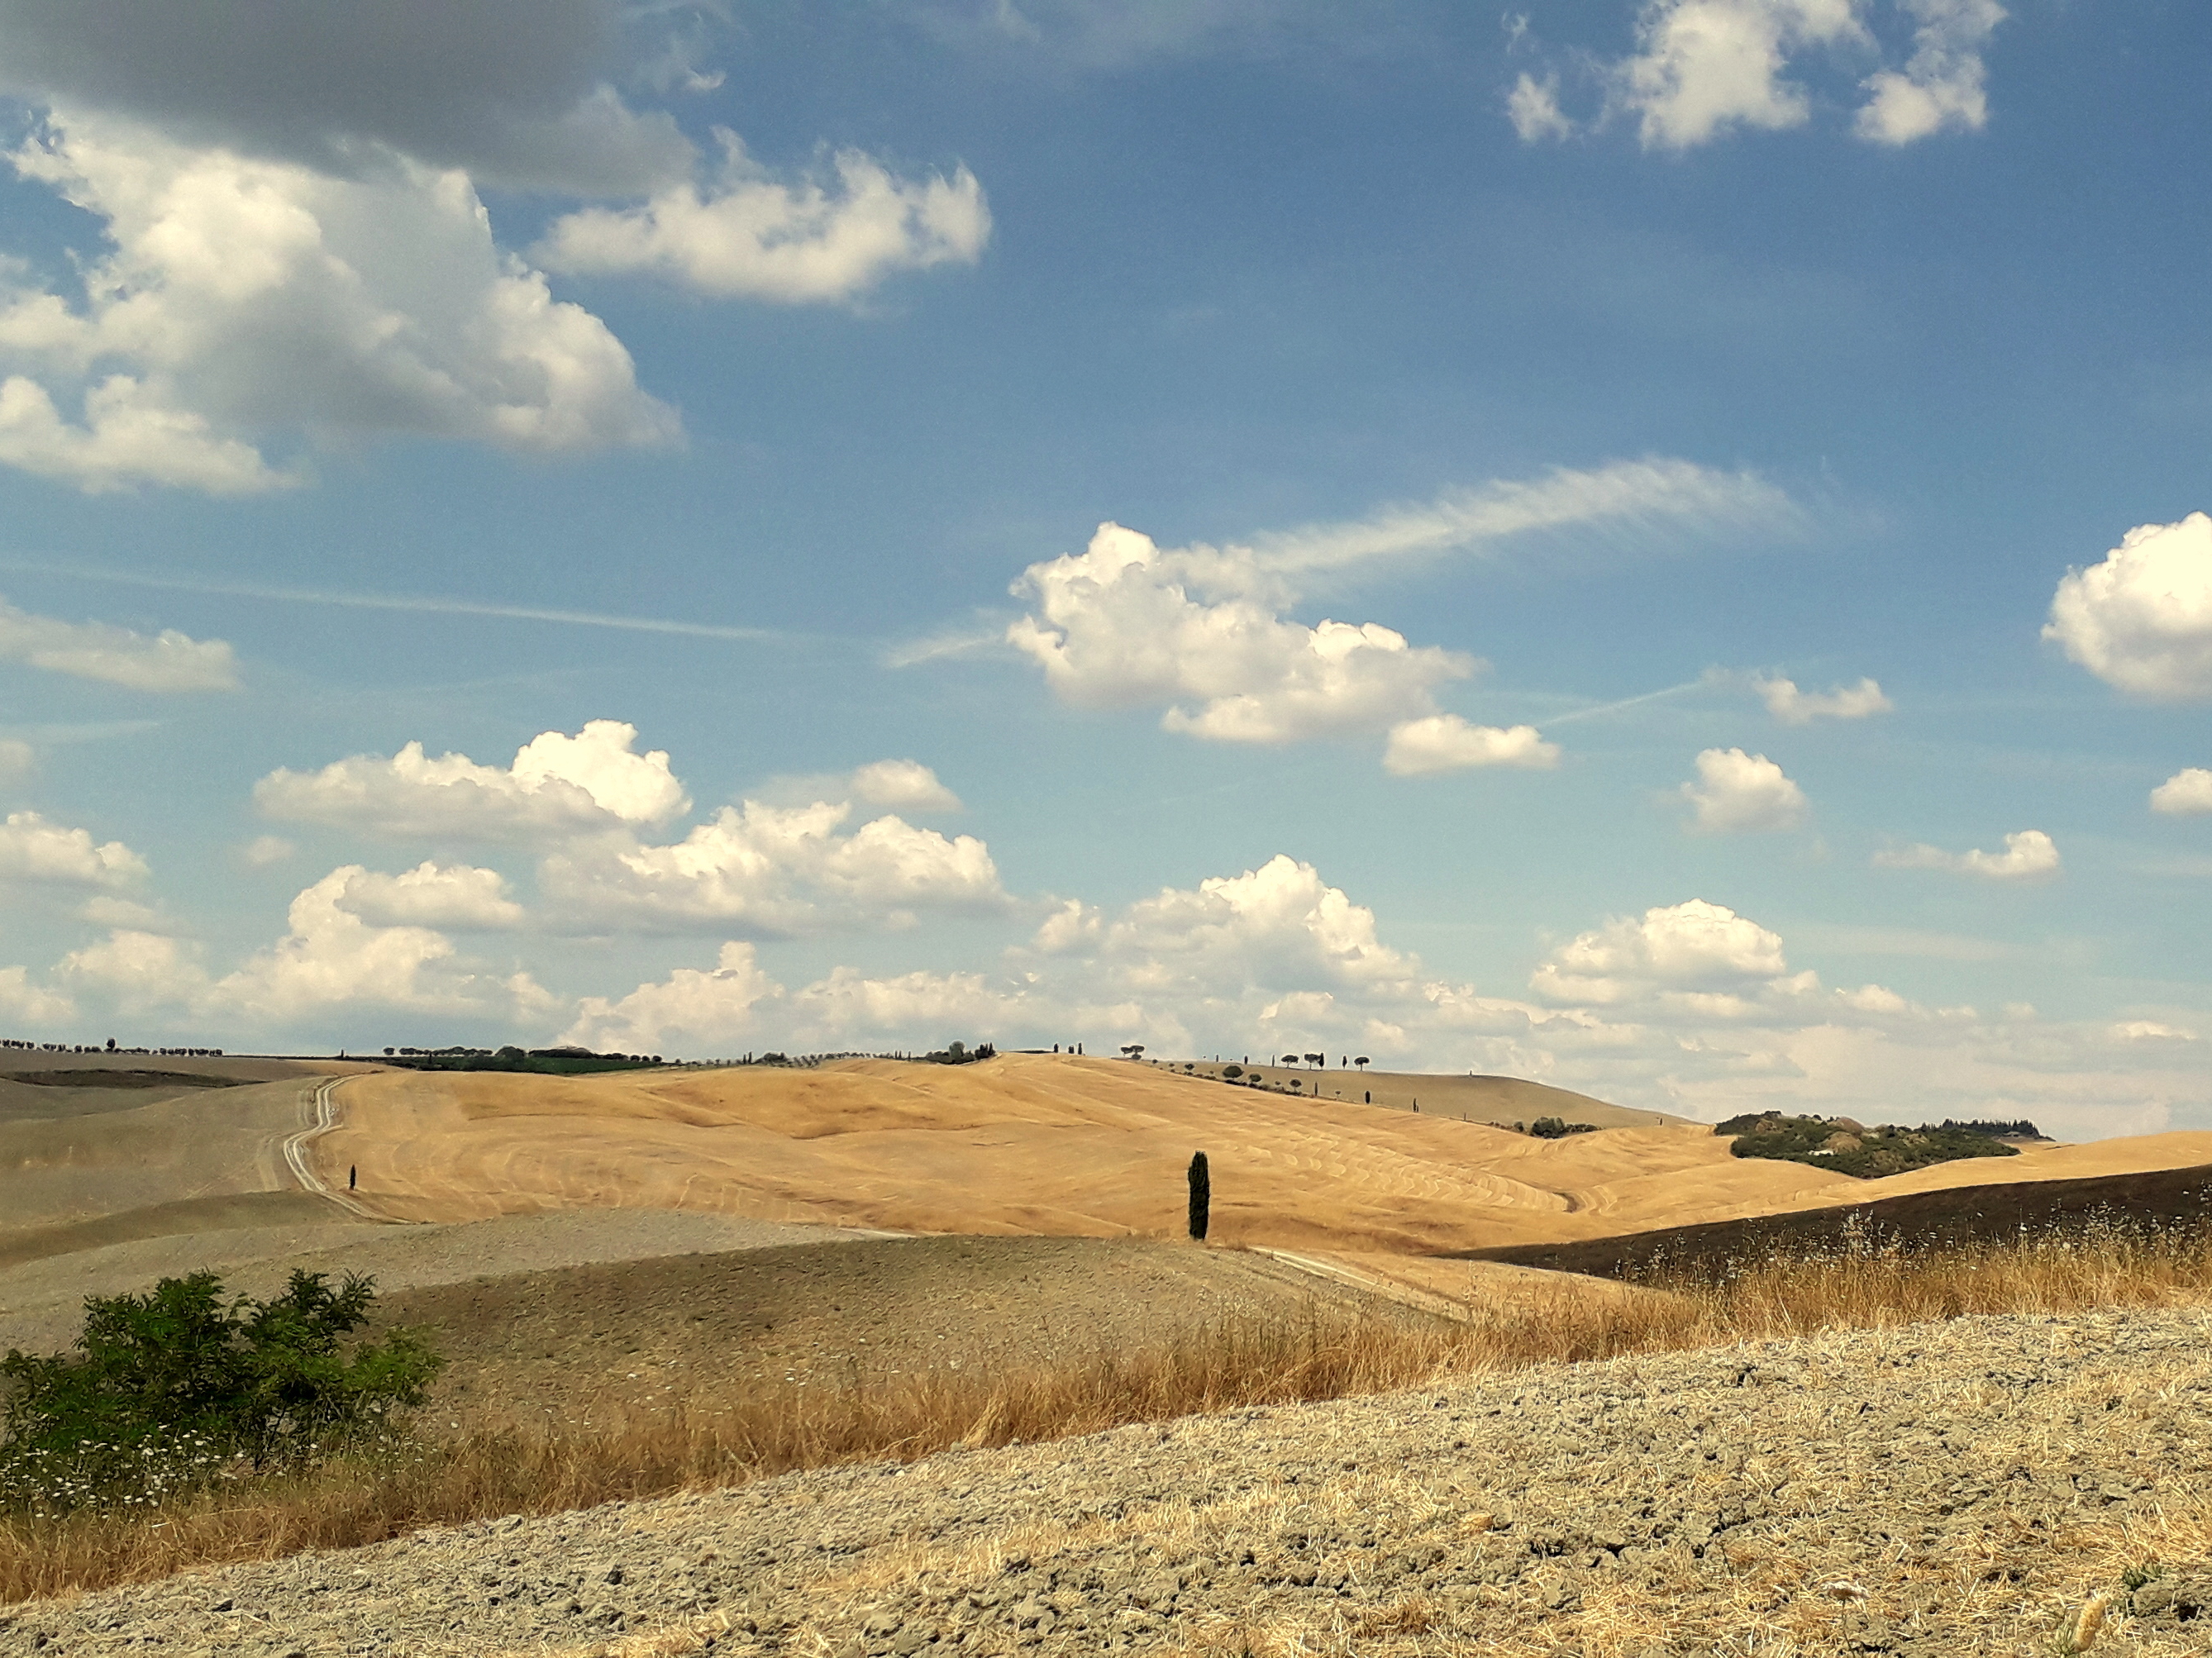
[8,1305,2212,1658]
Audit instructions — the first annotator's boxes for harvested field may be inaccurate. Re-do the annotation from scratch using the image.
[374,1236,1446,1432]
[314,1055,2212,1256]
[1461,1158,2212,1279]
[11,1304,2212,1656]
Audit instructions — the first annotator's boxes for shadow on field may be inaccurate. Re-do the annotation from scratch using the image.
[1447,1162,2212,1279]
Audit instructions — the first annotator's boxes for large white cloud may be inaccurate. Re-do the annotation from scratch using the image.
[0,598,236,691]
[2045,515,2212,701]
[1107,854,1423,998]
[999,462,1790,766]
[1875,828,2060,881]
[0,810,146,888]
[536,134,990,303]
[327,861,526,930]
[562,941,782,1053]
[208,870,482,1023]
[540,798,1007,934]
[255,720,689,842]
[1677,746,1809,833]
[1008,521,1476,745]
[1531,898,1790,1007]
[0,111,677,493]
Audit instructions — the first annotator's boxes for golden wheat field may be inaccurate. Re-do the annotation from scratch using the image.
[313,1052,2212,1254]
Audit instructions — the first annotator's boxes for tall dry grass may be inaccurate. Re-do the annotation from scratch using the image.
[9,1217,2212,1605]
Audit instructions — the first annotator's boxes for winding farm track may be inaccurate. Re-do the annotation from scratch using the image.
[281,1075,387,1222]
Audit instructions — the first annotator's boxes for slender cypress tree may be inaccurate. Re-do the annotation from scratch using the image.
[1187,1151,1211,1241]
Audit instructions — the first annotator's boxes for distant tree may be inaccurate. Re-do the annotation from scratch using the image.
[1281,1054,1299,1066]
[1187,1151,1210,1241]
[1221,1064,1243,1080]
[1353,1056,1370,1072]
[1303,1051,1323,1069]
[1121,1043,1145,1060]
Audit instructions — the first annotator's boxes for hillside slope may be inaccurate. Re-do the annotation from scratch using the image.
[314,1054,2212,1255]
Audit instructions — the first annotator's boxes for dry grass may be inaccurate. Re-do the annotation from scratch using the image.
[10,1219,2212,1608]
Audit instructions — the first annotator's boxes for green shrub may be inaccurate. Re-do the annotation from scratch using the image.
[0,1270,442,1513]
[1714,1112,2021,1179]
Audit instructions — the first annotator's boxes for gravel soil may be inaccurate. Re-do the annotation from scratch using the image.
[10,1305,2212,1657]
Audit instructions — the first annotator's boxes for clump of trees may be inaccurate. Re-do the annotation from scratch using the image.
[382,1046,661,1075]
[0,1272,442,1513]
[1519,1117,1598,1139]
[1715,1112,2024,1179]
[922,1041,995,1065]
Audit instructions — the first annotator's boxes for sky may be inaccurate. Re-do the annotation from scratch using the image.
[0,0,2208,1136]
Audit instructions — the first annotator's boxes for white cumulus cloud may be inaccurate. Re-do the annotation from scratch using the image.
[847,759,963,813]
[327,861,526,930]
[536,133,991,303]
[0,962,73,1023]
[1532,898,1790,1005]
[1000,462,1790,769]
[1105,854,1423,999]
[1586,0,2001,150]
[540,798,1007,935]
[0,810,146,887]
[1008,521,1475,746]
[1856,0,2005,145]
[0,598,236,690]
[0,110,676,493]
[255,720,689,842]
[1383,716,1560,776]
[1678,746,1809,833]
[209,869,469,1022]
[2151,768,2212,817]
[1614,0,1867,150]
[1875,828,2060,881]
[562,940,782,1053]
[1755,674,1890,723]
[2046,514,2212,702]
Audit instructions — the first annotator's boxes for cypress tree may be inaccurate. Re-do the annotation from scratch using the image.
[1186,1151,1211,1241]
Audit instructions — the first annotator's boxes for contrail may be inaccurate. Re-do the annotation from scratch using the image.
[1540,678,1707,726]
[0,557,808,645]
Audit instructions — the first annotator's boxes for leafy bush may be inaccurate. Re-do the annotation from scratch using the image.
[1714,1112,2021,1179]
[1524,1117,1597,1139]
[1939,1117,2044,1141]
[0,1271,442,1513]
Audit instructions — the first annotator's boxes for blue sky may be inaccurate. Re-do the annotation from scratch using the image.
[0,0,2208,1136]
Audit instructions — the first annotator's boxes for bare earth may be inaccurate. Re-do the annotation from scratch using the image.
[10,1306,2211,1657]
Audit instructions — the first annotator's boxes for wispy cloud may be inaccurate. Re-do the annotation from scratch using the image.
[1242,458,1800,578]
[0,560,806,646]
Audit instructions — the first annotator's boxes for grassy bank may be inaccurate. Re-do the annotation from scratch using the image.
[8,1218,2212,1604]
